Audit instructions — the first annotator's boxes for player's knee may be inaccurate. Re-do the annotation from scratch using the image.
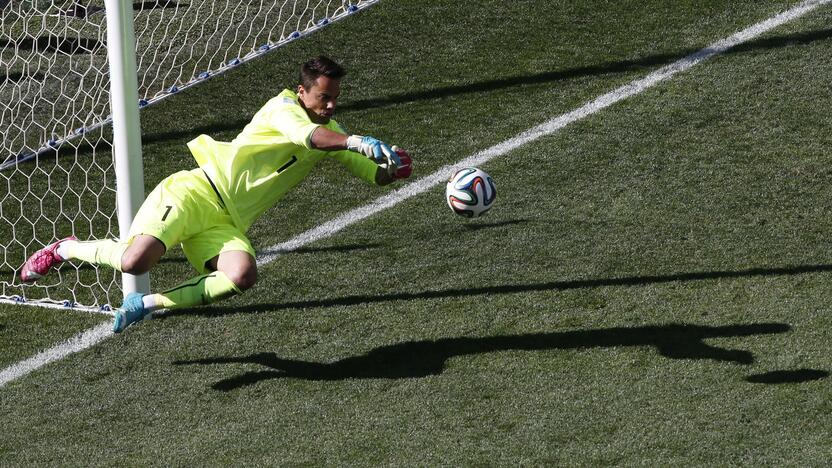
[225,266,257,291]
[120,249,155,275]
[120,237,164,274]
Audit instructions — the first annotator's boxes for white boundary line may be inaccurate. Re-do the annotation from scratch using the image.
[1,0,828,388]
[0,323,112,386]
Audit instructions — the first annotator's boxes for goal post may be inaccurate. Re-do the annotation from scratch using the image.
[0,0,379,312]
[104,0,149,297]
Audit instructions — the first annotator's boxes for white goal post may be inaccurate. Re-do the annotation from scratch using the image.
[0,0,379,312]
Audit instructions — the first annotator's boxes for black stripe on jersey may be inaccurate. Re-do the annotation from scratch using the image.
[277,155,298,174]
[201,169,226,209]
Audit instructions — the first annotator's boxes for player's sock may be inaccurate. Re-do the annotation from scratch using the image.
[60,239,128,272]
[145,271,242,310]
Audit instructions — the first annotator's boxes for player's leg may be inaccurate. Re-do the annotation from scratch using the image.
[20,171,186,283]
[113,265,246,333]
[87,168,209,332]
[208,250,257,292]
[139,223,257,313]
[213,250,258,291]
[113,191,253,332]
[20,228,167,283]
[118,235,166,274]
[56,234,165,274]
[19,235,79,282]
[139,249,256,313]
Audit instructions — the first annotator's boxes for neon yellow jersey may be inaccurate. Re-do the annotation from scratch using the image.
[186,89,378,232]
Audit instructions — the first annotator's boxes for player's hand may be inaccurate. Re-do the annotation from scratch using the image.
[390,147,412,179]
[346,134,395,163]
[379,147,412,179]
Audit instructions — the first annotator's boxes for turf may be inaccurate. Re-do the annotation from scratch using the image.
[3,0,832,464]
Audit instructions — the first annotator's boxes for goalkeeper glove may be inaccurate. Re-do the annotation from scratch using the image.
[381,146,412,179]
[346,134,396,163]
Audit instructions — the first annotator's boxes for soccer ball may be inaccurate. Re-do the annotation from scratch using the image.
[445,167,496,217]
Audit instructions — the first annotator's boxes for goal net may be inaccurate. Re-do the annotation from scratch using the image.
[0,0,377,312]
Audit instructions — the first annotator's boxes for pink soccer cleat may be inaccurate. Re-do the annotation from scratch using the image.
[20,236,77,282]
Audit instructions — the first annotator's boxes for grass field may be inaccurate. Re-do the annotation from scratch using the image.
[3,0,832,464]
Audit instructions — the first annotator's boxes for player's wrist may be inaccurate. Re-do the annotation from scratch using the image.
[346,134,395,163]
[346,134,363,152]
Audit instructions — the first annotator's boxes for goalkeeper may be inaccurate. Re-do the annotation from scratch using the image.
[21,56,412,332]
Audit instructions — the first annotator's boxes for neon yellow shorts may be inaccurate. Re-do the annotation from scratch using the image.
[128,169,255,274]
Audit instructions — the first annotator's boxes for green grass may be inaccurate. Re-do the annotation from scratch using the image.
[3,0,832,464]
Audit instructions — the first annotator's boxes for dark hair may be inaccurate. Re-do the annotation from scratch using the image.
[299,56,346,90]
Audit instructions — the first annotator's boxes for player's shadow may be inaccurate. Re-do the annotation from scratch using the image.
[164,263,832,319]
[173,322,793,391]
[746,369,828,384]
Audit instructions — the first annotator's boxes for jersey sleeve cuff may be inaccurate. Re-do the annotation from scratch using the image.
[301,123,322,149]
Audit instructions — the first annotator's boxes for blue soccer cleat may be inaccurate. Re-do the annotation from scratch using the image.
[113,292,149,333]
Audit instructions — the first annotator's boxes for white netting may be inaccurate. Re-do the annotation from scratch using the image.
[0,0,378,311]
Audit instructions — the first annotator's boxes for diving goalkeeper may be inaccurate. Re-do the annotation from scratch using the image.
[20,56,412,332]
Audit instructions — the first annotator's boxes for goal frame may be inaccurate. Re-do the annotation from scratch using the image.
[0,0,380,313]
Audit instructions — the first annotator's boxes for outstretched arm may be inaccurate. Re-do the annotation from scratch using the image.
[309,126,349,151]
[311,127,399,166]
[312,127,412,185]
[310,127,393,185]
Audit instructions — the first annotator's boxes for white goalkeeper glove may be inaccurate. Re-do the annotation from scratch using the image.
[346,135,400,166]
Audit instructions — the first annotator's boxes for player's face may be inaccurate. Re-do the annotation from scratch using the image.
[298,75,340,124]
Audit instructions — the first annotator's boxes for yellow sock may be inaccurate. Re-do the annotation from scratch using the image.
[147,271,242,310]
[64,239,128,272]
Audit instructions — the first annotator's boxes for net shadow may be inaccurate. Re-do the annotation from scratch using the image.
[0,71,46,83]
[0,35,104,55]
[134,0,187,11]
